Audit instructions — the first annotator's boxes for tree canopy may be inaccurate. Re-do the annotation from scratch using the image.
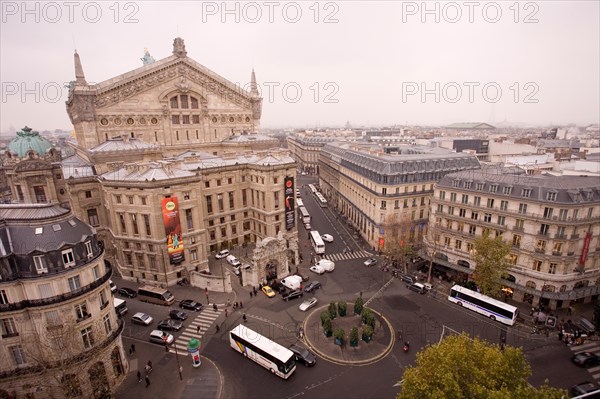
[398,334,566,399]
[471,231,512,298]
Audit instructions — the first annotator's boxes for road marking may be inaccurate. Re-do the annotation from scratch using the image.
[170,309,221,355]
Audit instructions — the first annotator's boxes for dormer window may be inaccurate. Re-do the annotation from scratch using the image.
[33,255,47,273]
[503,186,513,195]
[522,188,532,198]
[62,249,75,268]
[547,191,557,201]
[85,241,93,259]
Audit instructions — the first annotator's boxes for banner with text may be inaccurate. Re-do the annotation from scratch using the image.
[162,197,185,265]
[284,176,295,230]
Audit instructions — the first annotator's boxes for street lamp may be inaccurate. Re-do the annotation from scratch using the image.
[427,250,436,284]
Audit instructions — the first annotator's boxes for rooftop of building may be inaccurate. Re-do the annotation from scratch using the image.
[0,204,95,255]
[7,126,53,158]
[89,137,159,153]
[445,123,496,130]
[437,167,600,204]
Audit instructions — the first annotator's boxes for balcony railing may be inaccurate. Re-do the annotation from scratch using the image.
[0,263,112,312]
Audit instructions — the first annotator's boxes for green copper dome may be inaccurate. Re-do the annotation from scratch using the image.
[8,126,52,158]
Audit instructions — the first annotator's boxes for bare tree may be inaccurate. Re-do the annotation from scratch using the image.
[383,213,415,274]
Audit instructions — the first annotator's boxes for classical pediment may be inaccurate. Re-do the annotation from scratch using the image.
[93,57,258,111]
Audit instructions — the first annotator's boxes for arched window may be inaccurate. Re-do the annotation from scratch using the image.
[111,347,124,377]
[170,96,178,108]
[191,97,199,109]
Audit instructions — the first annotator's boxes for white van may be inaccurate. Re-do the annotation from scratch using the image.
[226,255,241,267]
[281,275,303,290]
[316,259,335,272]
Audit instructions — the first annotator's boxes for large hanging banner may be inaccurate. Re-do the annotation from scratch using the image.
[284,176,295,230]
[162,197,185,264]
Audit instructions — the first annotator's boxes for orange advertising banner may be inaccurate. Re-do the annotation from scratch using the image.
[162,197,184,264]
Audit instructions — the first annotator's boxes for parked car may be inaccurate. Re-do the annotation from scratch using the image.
[408,282,426,294]
[310,265,326,275]
[304,281,322,293]
[282,290,303,301]
[281,275,303,290]
[321,234,334,243]
[109,280,117,294]
[157,319,183,332]
[299,297,318,312]
[215,249,230,259]
[572,352,599,367]
[149,330,174,345]
[118,287,137,298]
[179,299,203,311]
[364,258,377,267]
[169,309,188,321]
[132,312,153,326]
[571,381,600,397]
[262,286,276,298]
[288,344,317,366]
[226,254,241,266]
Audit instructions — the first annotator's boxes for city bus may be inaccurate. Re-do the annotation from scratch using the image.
[298,206,311,224]
[113,297,128,316]
[448,285,518,326]
[315,192,328,208]
[308,184,318,194]
[229,324,296,379]
[296,198,304,208]
[137,285,175,306]
[309,230,325,255]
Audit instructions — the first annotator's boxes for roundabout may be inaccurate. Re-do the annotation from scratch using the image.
[299,302,396,366]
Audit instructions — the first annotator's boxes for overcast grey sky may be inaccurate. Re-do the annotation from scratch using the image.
[1,1,598,132]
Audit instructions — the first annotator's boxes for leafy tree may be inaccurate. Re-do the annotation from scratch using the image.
[471,231,511,298]
[337,301,347,317]
[349,327,359,346]
[320,311,330,327]
[362,324,373,341]
[328,301,337,319]
[399,334,566,399]
[361,308,376,329]
[333,328,345,344]
[354,296,364,315]
[323,318,332,337]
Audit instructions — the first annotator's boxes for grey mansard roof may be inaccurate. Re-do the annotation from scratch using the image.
[437,168,600,204]
[0,204,96,255]
[322,142,481,176]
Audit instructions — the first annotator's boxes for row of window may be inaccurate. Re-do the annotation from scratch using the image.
[439,192,595,220]
[380,184,434,195]
[32,242,94,274]
[449,180,572,201]
[381,197,428,209]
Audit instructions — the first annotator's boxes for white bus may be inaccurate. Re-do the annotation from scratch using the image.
[315,192,328,208]
[137,285,175,306]
[298,206,311,224]
[309,230,325,255]
[308,184,318,194]
[230,324,296,379]
[296,198,304,208]
[448,285,518,326]
[113,297,128,316]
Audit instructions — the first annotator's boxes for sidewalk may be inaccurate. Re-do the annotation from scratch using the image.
[111,275,239,399]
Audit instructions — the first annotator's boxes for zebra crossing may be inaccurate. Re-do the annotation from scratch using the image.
[319,250,371,263]
[569,340,600,383]
[170,309,222,355]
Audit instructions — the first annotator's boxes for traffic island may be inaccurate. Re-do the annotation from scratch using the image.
[301,302,395,366]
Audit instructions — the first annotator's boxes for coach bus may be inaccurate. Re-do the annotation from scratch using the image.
[113,297,128,316]
[137,285,175,306]
[308,184,318,194]
[298,206,311,224]
[448,285,518,326]
[315,192,328,208]
[230,324,296,379]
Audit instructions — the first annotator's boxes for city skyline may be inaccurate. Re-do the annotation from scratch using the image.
[1,1,598,132]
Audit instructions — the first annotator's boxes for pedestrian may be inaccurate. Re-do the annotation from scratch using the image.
[147,360,152,371]
[213,303,217,312]
[243,314,247,323]
[216,325,220,333]
[197,325,200,334]
[165,344,169,352]
[145,375,150,388]
[397,330,402,341]
[240,301,243,309]
[130,343,136,355]
[137,371,142,382]
[568,306,573,315]
[250,291,253,298]
[253,287,257,296]
[225,309,228,317]
[227,299,231,307]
